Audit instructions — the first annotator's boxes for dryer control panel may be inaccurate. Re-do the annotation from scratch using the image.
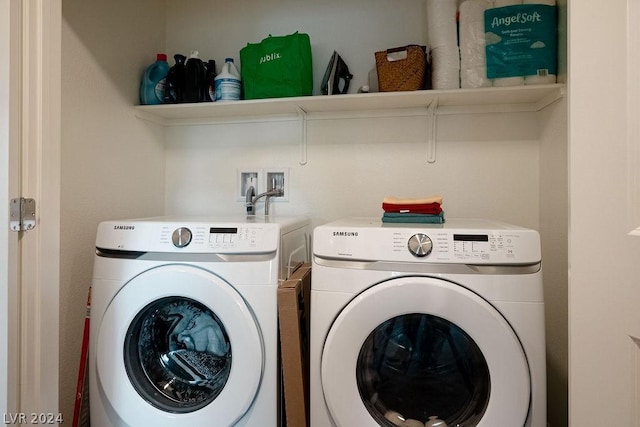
[427,231,516,262]
[313,217,541,265]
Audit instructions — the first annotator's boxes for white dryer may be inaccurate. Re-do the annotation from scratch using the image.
[310,218,546,427]
[89,215,309,427]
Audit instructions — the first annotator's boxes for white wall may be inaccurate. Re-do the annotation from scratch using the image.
[539,96,568,425]
[164,113,541,230]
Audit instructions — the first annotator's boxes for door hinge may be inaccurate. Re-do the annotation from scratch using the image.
[10,198,36,232]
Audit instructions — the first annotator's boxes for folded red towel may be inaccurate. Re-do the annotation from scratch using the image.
[382,202,443,214]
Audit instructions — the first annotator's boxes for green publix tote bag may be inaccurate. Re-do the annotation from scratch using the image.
[240,32,313,100]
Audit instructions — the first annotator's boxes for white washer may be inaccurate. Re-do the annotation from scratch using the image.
[310,218,546,427]
[89,215,309,427]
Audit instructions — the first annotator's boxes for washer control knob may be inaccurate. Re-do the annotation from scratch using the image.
[408,233,433,257]
[172,227,192,248]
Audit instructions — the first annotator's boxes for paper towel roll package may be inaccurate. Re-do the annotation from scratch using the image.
[461,67,492,89]
[459,0,493,88]
[424,0,557,90]
[426,0,458,49]
[431,45,460,90]
[427,0,460,89]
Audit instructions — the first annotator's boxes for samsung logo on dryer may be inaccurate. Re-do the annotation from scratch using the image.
[113,225,135,230]
[333,231,359,237]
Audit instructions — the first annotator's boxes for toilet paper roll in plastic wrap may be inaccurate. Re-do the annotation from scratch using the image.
[431,45,460,89]
[524,73,556,85]
[523,0,557,84]
[488,0,525,86]
[493,76,524,87]
[494,0,522,6]
[426,0,458,49]
[459,0,493,88]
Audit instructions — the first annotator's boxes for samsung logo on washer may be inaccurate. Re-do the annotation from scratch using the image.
[113,225,135,230]
[333,231,359,237]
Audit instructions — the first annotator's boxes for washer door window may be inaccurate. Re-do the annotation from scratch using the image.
[124,296,232,413]
[96,265,263,427]
[321,277,531,427]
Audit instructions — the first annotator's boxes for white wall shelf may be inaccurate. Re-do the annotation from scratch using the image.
[135,83,565,164]
[135,83,565,125]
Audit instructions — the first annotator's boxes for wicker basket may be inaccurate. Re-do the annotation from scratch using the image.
[375,45,429,92]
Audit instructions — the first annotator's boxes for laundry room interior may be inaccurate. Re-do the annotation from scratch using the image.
[59,0,568,426]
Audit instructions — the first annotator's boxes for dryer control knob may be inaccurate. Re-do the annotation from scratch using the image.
[408,233,433,257]
[172,227,192,248]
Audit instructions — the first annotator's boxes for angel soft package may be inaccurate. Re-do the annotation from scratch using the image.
[484,4,557,84]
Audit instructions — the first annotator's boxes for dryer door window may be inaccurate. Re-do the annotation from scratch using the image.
[124,296,232,413]
[356,313,490,426]
[321,276,531,427]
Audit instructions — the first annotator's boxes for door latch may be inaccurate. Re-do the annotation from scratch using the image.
[10,198,36,232]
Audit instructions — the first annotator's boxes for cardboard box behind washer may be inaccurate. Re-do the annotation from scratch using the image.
[278,264,311,427]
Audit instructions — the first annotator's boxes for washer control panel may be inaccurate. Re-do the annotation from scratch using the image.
[159,225,274,252]
[97,220,280,253]
[206,226,262,250]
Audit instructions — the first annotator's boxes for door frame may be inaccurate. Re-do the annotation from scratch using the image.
[0,0,22,416]
[17,0,61,416]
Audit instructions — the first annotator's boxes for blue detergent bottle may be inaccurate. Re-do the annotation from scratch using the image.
[139,53,170,105]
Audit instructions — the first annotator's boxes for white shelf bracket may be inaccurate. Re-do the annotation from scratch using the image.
[297,106,308,165]
[426,98,439,163]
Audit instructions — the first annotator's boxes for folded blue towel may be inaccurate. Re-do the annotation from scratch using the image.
[382,211,445,224]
